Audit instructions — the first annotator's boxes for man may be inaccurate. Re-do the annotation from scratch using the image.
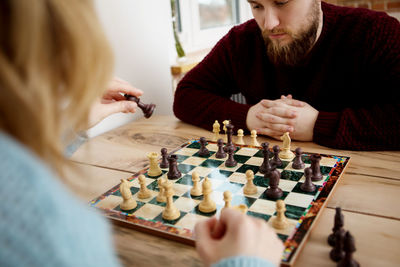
[173,0,400,150]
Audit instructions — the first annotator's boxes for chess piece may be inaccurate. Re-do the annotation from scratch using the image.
[222,120,230,142]
[162,180,180,220]
[215,138,227,158]
[292,147,305,169]
[198,137,210,157]
[338,231,360,267]
[223,190,232,209]
[272,200,289,229]
[236,129,245,145]
[271,145,282,168]
[330,228,346,262]
[119,179,137,210]
[279,132,295,160]
[310,154,323,181]
[328,207,344,246]
[266,169,283,199]
[212,120,220,141]
[156,177,167,202]
[199,177,216,213]
[124,94,155,118]
[232,204,248,214]
[167,155,182,180]
[160,148,169,168]
[147,152,162,177]
[243,170,257,195]
[300,167,316,192]
[250,129,260,146]
[138,174,152,199]
[225,145,237,167]
[190,172,202,196]
[259,142,273,174]
[224,123,235,152]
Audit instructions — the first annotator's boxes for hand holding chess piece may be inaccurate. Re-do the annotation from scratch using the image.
[194,208,284,267]
[124,93,155,118]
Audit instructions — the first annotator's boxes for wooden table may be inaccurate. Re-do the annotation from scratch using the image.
[68,115,400,267]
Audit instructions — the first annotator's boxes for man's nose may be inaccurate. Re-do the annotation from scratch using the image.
[263,9,280,31]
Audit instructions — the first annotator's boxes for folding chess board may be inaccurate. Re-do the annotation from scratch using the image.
[90,139,350,266]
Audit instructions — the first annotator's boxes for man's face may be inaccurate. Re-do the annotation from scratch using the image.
[247,0,322,66]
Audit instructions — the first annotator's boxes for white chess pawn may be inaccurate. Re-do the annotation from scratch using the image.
[272,200,289,229]
[156,177,166,202]
[223,190,232,209]
[222,120,230,143]
[190,172,202,196]
[212,120,221,142]
[243,170,257,195]
[138,174,152,199]
[236,129,245,145]
[250,130,260,146]
[162,180,180,220]
[147,152,162,177]
[279,132,295,160]
[119,179,137,210]
[199,177,216,213]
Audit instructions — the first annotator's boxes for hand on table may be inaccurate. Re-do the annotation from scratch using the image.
[88,77,143,128]
[246,95,319,141]
[195,208,284,267]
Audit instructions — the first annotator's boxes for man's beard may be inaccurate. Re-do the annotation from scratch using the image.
[263,3,320,66]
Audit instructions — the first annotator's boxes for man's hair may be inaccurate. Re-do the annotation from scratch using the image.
[0,0,113,176]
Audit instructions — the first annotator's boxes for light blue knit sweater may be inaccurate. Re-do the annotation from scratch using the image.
[0,132,274,267]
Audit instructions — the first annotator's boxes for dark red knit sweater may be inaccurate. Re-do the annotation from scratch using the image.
[173,2,400,151]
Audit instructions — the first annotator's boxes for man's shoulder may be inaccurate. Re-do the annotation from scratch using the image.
[323,1,398,29]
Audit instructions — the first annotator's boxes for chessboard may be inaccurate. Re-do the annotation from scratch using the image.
[90,139,350,266]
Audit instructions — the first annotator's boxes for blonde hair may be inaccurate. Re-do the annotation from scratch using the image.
[0,0,113,175]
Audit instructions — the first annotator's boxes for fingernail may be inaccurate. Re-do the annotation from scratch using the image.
[287,126,293,132]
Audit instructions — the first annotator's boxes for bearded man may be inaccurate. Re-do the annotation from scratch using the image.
[173,0,400,151]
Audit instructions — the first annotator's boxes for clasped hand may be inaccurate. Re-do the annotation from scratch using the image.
[246,95,319,141]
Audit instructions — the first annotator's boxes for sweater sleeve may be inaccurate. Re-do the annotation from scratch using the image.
[313,15,400,151]
[173,29,251,132]
[212,256,276,267]
[0,133,120,267]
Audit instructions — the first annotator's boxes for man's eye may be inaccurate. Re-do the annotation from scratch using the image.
[275,1,289,6]
[251,4,261,9]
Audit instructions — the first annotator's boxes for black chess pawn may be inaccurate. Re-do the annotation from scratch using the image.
[160,148,169,168]
[338,231,359,267]
[215,138,227,159]
[328,207,344,246]
[330,228,346,262]
[271,145,282,168]
[124,94,155,118]
[300,167,316,192]
[266,169,283,199]
[167,155,182,180]
[310,154,323,181]
[259,142,273,174]
[225,145,237,167]
[198,137,210,157]
[292,147,305,169]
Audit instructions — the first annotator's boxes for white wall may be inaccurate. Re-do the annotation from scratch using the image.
[88,0,175,137]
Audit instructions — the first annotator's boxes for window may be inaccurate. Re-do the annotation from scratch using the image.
[176,0,252,53]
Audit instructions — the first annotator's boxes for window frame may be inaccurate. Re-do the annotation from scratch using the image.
[176,0,253,53]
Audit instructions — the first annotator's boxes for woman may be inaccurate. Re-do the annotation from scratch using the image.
[0,1,282,266]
